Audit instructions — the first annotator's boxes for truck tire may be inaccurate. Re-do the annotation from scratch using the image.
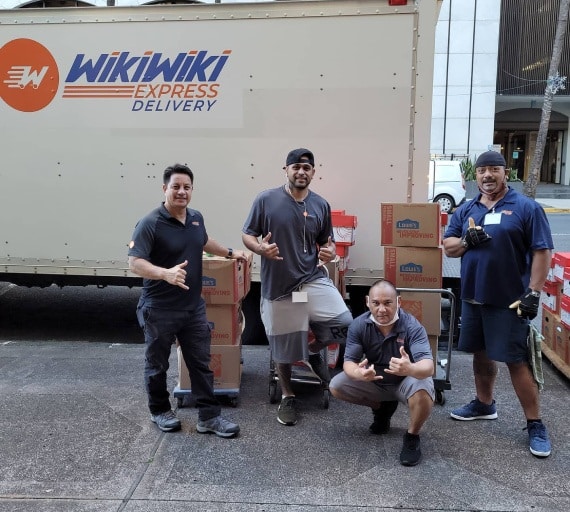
[434,194,455,214]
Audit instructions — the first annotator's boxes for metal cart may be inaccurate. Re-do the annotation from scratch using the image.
[267,288,455,408]
[174,315,245,409]
[268,344,337,409]
[397,287,456,405]
[173,383,240,409]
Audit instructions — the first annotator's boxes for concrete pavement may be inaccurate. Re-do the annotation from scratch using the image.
[537,198,570,212]
[1,184,569,511]
[0,341,569,511]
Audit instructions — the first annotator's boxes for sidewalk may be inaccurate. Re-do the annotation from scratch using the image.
[1,341,568,511]
[538,197,570,212]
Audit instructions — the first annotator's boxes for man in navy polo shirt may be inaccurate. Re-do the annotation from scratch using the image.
[443,150,554,457]
[329,279,435,466]
[128,163,246,437]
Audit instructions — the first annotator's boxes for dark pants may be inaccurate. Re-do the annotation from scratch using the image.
[137,300,220,420]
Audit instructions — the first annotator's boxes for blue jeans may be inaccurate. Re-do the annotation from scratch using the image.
[137,300,220,420]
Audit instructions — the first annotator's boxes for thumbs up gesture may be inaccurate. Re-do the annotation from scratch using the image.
[384,346,411,376]
[463,217,492,249]
[318,236,336,264]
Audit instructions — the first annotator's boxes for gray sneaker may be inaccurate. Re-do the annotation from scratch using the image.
[196,415,240,438]
[150,410,181,432]
[277,396,297,426]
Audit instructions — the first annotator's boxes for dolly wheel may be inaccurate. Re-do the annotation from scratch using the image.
[269,381,278,404]
[322,388,330,409]
[435,390,446,405]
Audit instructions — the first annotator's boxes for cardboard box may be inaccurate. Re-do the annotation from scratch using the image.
[563,267,570,298]
[560,295,570,330]
[542,279,562,315]
[553,251,570,282]
[541,306,557,352]
[240,251,254,298]
[428,335,438,377]
[547,258,555,282]
[178,344,241,390]
[553,320,569,364]
[332,211,357,227]
[207,303,243,345]
[381,203,441,248]
[338,255,349,272]
[336,244,350,258]
[202,254,252,304]
[383,246,443,288]
[332,212,357,246]
[333,226,356,246]
[324,259,340,290]
[400,291,441,335]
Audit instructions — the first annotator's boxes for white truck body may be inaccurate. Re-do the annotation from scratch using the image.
[0,0,440,290]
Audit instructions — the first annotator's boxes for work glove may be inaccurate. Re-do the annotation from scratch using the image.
[509,288,540,320]
[462,217,492,249]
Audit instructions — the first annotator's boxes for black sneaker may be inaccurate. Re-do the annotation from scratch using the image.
[308,352,330,384]
[150,410,181,432]
[369,401,399,435]
[277,396,297,426]
[400,432,422,466]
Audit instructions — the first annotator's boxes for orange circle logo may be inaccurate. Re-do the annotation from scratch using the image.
[0,38,59,112]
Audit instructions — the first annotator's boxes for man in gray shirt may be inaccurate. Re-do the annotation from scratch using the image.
[242,148,352,426]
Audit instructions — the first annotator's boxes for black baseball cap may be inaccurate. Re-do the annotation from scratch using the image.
[286,148,315,167]
[475,151,506,168]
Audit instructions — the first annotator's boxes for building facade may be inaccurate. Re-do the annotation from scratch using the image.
[432,0,570,185]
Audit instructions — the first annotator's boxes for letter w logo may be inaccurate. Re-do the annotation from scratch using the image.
[3,65,49,89]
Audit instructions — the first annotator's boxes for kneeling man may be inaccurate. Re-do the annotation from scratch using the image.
[330,279,434,466]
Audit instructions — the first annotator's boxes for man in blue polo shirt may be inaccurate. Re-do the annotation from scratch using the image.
[329,279,435,466]
[128,163,246,437]
[443,150,553,457]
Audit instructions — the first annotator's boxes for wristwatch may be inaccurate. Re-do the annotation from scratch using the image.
[460,238,469,249]
[528,289,540,298]
[225,248,233,259]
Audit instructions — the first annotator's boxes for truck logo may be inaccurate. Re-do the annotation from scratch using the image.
[0,38,59,112]
[65,50,230,84]
[4,66,49,89]
[1,38,231,113]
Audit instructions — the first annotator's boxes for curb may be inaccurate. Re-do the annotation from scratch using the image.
[542,207,570,213]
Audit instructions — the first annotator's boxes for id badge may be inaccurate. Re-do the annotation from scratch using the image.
[292,291,308,303]
[484,212,502,225]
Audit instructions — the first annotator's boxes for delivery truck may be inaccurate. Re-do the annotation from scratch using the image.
[0,0,442,322]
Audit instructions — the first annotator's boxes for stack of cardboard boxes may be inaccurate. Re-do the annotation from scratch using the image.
[541,251,570,377]
[177,252,253,393]
[331,209,357,299]
[380,203,443,374]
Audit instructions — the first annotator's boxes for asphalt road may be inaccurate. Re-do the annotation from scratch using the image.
[0,213,568,344]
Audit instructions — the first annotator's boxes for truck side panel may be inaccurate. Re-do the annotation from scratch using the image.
[0,1,438,286]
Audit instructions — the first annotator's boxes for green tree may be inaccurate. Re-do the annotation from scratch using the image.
[524,0,570,198]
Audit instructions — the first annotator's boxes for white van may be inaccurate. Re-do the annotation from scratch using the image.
[428,160,466,213]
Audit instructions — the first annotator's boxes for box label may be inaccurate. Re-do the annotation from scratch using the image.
[381,203,441,248]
